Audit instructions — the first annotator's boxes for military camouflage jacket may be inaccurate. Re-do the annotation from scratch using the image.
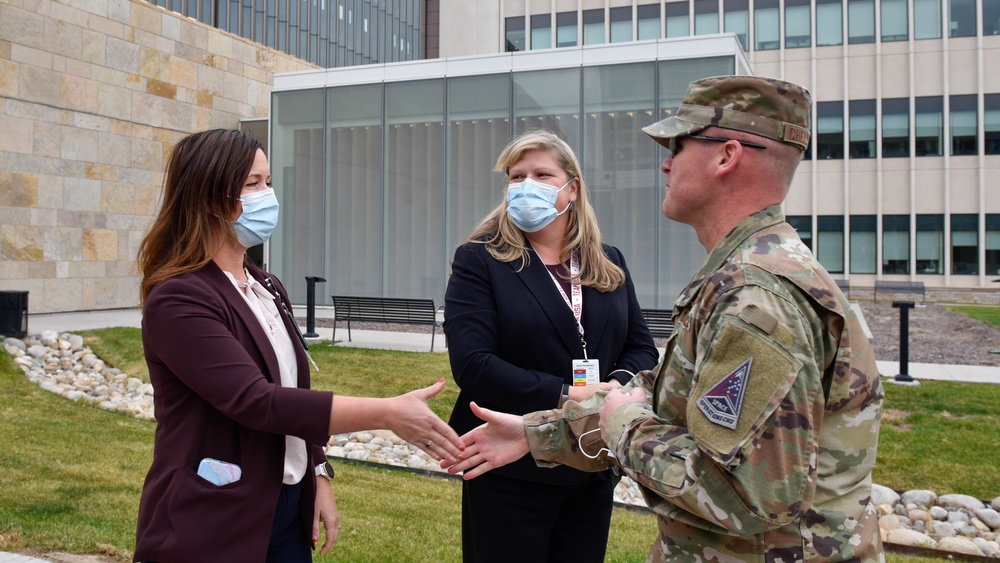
[524,206,885,562]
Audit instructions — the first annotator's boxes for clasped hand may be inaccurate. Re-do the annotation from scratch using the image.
[442,385,645,479]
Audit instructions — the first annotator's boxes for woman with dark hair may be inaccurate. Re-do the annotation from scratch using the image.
[444,130,658,562]
[134,128,463,563]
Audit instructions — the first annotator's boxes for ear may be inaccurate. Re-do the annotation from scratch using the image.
[714,141,743,179]
[570,178,580,202]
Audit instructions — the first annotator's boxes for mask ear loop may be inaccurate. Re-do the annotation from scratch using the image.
[578,427,616,460]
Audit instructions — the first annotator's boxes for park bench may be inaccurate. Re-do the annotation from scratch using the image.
[873,280,925,303]
[330,295,444,351]
[641,308,674,339]
[834,279,851,299]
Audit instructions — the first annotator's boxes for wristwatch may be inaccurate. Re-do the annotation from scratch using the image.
[315,461,335,480]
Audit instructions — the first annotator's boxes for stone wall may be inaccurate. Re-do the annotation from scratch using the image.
[0,0,317,313]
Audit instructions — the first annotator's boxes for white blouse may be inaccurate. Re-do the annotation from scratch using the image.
[224,269,309,485]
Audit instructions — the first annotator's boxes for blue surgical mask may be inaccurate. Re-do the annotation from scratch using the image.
[232,187,279,247]
[506,177,573,232]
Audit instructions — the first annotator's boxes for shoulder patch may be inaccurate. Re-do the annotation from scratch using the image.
[696,358,751,429]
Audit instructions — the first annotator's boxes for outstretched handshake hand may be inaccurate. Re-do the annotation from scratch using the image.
[440,402,529,479]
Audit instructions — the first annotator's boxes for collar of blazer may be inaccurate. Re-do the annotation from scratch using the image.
[202,261,306,386]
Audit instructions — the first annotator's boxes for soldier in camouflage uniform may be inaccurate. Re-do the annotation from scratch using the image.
[446,75,885,562]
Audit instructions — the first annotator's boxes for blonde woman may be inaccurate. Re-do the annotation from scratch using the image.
[443,130,658,562]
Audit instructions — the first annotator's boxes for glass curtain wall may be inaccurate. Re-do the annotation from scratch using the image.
[817,101,845,159]
[323,83,383,296]
[849,99,876,158]
[447,75,512,249]
[950,94,978,156]
[785,0,812,48]
[557,11,578,47]
[915,96,944,156]
[882,98,910,157]
[583,62,658,305]
[881,0,908,41]
[272,54,741,306]
[584,9,606,44]
[385,80,446,299]
[847,0,875,44]
[271,88,326,291]
[531,14,553,49]
[610,6,633,42]
[695,0,720,35]
[637,4,661,40]
[949,0,976,37]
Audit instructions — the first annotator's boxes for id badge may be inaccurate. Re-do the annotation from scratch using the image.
[572,358,600,386]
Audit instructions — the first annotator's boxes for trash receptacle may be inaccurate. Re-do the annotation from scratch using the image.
[0,291,28,338]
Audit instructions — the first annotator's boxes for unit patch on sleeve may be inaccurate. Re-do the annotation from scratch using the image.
[696,358,751,429]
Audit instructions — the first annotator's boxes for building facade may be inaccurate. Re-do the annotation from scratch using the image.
[439,0,1000,301]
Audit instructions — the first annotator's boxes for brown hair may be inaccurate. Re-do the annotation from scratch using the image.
[137,129,262,306]
[466,130,625,292]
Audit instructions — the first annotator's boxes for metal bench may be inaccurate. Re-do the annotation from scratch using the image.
[874,280,925,303]
[641,308,674,339]
[330,295,444,351]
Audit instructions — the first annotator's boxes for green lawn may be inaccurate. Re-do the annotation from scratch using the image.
[2,323,996,561]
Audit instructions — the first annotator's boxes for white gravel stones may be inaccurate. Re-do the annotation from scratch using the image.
[2,332,154,420]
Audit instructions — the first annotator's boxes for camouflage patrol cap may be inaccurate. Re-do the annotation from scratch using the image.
[643,75,812,151]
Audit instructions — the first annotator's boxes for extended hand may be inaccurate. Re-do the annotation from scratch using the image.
[390,378,465,463]
[598,387,645,441]
[441,402,528,480]
[312,478,340,555]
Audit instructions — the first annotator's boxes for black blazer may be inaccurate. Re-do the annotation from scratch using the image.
[445,241,658,484]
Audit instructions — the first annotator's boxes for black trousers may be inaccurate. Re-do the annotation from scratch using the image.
[461,472,614,563]
[266,480,311,563]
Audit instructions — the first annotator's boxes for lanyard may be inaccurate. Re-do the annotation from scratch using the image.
[542,251,587,359]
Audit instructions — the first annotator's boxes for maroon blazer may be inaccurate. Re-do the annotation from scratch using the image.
[134,261,333,563]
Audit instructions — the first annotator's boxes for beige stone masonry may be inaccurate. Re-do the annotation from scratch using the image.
[0,0,317,312]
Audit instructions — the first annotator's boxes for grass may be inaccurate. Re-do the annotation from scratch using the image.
[3,320,998,561]
[943,303,1000,329]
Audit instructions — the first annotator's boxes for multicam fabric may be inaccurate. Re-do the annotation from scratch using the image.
[524,205,885,562]
[642,75,812,150]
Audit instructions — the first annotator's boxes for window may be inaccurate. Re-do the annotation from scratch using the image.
[755,0,780,50]
[987,94,1000,155]
[916,215,944,274]
[817,0,843,46]
[531,13,552,50]
[666,1,691,38]
[817,101,845,159]
[949,0,976,38]
[951,214,978,275]
[505,16,525,52]
[695,0,719,35]
[637,4,661,41]
[986,0,1000,35]
[849,99,876,158]
[914,0,942,39]
[724,0,749,51]
[950,94,978,156]
[583,9,604,45]
[610,6,632,43]
[785,0,811,48]
[881,0,908,41]
[788,216,813,251]
[818,216,845,274]
[987,215,1000,275]
[882,98,910,158]
[915,96,943,156]
[883,215,911,274]
[847,0,875,44]
[850,215,877,274]
[556,11,578,47]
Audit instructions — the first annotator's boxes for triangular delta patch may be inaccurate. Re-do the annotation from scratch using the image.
[696,358,752,429]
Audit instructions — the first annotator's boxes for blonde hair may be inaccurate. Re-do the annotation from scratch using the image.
[466,130,625,292]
